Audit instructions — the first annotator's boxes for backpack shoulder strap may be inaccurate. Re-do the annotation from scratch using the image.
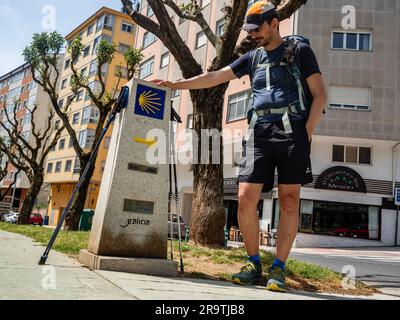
[249,47,263,85]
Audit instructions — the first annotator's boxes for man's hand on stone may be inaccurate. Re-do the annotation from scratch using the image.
[151,79,177,90]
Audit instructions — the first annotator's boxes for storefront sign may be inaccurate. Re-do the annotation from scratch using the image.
[315,166,367,193]
[395,187,400,206]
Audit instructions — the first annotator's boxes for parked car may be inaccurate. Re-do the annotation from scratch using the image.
[333,224,369,239]
[333,227,351,237]
[29,213,44,226]
[5,212,19,224]
[350,224,369,239]
[167,214,186,239]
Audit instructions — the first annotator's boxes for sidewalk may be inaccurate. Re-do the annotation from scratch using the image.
[0,230,395,300]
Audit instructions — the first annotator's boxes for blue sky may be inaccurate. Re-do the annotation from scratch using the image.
[0,0,122,75]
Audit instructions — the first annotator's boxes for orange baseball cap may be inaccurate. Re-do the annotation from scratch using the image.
[242,1,277,31]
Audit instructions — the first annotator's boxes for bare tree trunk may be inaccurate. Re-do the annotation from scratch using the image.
[18,174,43,225]
[189,85,228,246]
[64,157,96,231]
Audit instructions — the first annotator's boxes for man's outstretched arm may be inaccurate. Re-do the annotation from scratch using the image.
[152,66,237,90]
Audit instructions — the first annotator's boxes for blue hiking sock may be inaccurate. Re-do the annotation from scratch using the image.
[272,258,286,271]
[248,254,261,266]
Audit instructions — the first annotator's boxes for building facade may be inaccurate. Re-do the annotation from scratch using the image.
[0,61,62,212]
[44,7,136,226]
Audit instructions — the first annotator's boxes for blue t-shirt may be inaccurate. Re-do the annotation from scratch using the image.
[229,41,321,123]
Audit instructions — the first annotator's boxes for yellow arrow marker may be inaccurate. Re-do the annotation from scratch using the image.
[133,137,157,147]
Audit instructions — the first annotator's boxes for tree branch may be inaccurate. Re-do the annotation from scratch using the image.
[162,0,219,48]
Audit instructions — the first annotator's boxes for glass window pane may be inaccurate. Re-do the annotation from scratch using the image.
[332,145,345,162]
[359,34,371,51]
[346,33,357,49]
[332,32,344,48]
[236,99,246,118]
[359,147,371,164]
[346,146,358,163]
[227,103,237,121]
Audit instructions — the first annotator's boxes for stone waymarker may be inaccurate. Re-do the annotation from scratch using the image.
[79,79,177,276]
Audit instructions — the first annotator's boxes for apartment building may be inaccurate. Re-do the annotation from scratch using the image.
[44,7,136,226]
[134,0,400,248]
[0,61,62,212]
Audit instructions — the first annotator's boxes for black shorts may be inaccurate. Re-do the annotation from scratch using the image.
[238,120,313,192]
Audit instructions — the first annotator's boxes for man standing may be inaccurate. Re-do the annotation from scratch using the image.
[155,1,326,292]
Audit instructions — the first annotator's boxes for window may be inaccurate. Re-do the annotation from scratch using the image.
[101,160,106,173]
[59,139,65,150]
[160,52,169,69]
[143,32,156,48]
[332,145,372,165]
[47,163,53,173]
[187,114,193,129]
[119,43,131,54]
[65,160,72,172]
[64,59,70,70]
[89,60,98,77]
[80,67,87,77]
[104,136,111,149]
[73,157,80,174]
[54,120,61,130]
[331,31,372,51]
[85,81,101,100]
[78,129,96,148]
[300,200,379,240]
[122,22,133,33]
[55,161,62,173]
[68,137,73,148]
[83,45,90,57]
[139,57,154,79]
[92,35,111,55]
[59,99,64,109]
[227,91,253,122]
[147,5,154,17]
[216,19,226,37]
[115,65,128,78]
[81,106,100,124]
[96,14,115,32]
[329,86,371,111]
[87,24,94,35]
[76,90,84,101]
[93,36,101,54]
[61,79,67,89]
[72,112,80,125]
[196,31,207,49]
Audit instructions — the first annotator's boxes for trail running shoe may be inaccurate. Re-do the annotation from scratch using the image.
[266,266,286,292]
[231,261,262,286]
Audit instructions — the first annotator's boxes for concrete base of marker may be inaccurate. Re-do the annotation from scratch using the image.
[79,250,178,277]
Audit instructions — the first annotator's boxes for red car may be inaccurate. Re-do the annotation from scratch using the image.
[29,213,44,226]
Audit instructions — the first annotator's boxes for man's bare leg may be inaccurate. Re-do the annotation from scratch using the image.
[237,182,264,256]
[275,184,301,263]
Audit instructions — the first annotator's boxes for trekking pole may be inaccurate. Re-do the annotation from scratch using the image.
[168,144,174,260]
[38,86,130,265]
[170,102,184,272]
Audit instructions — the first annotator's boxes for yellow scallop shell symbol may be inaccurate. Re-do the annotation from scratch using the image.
[138,90,162,114]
